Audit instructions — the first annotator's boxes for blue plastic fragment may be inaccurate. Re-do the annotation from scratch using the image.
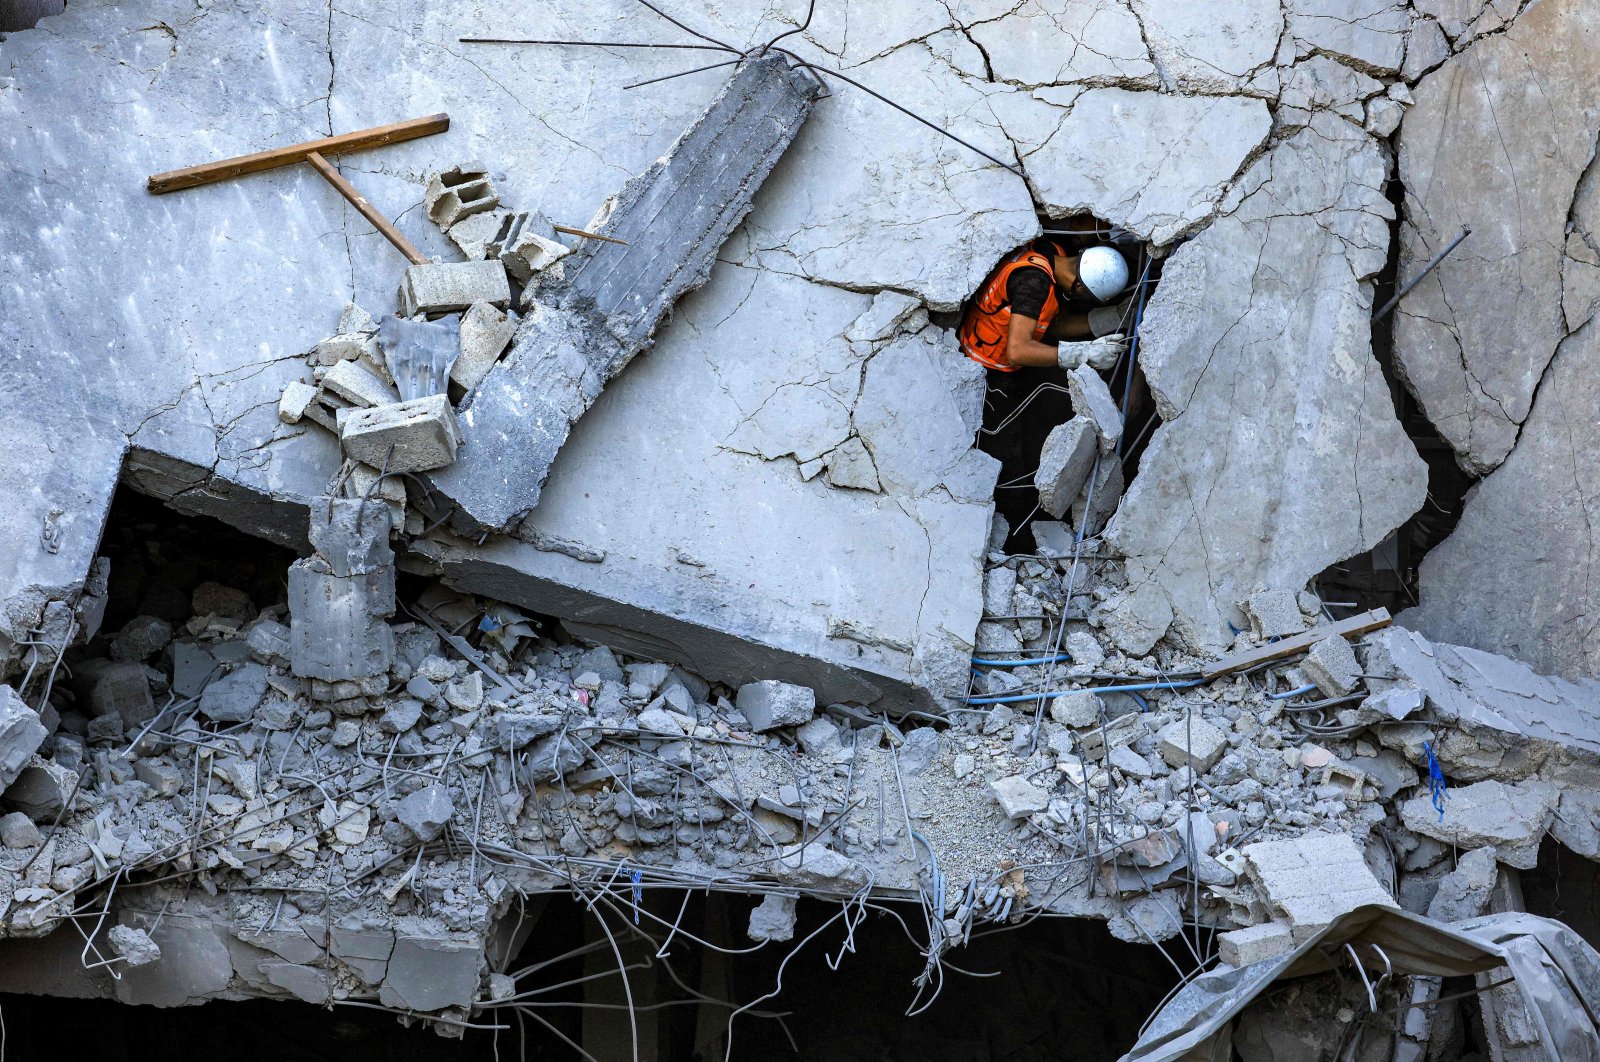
[1423,741,1447,821]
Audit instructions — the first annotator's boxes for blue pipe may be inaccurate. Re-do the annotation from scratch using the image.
[971,654,1073,667]
[1268,683,1318,701]
[965,677,1206,705]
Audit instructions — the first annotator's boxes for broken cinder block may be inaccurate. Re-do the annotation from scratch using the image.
[1301,634,1361,696]
[398,261,510,317]
[341,395,460,474]
[451,301,518,394]
[424,163,501,230]
[322,358,400,410]
[1217,921,1293,966]
[734,679,816,732]
[490,212,571,282]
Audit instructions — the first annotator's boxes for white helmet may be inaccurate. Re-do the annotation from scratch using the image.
[1078,246,1130,303]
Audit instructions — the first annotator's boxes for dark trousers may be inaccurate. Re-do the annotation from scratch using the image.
[976,364,1075,549]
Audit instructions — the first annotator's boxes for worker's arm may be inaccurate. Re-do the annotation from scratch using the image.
[1004,313,1063,367]
[1043,312,1094,342]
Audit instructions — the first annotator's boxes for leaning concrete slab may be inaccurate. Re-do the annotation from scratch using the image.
[430,55,824,529]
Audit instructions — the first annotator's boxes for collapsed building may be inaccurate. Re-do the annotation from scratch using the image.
[3,0,1600,1057]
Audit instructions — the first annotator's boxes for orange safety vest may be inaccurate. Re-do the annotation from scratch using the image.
[958,248,1059,372]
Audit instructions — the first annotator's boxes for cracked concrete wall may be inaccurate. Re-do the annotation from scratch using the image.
[1108,112,1427,650]
[1395,0,1600,681]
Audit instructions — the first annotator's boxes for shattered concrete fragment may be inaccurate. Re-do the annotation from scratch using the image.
[72,660,156,729]
[1157,718,1226,774]
[735,680,816,732]
[1399,780,1554,870]
[1426,846,1499,923]
[1097,584,1173,657]
[4,758,78,822]
[321,358,399,410]
[491,212,570,283]
[772,844,868,893]
[747,894,797,943]
[1034,417,1096,520]
[108,925,161,967]
[1242,591,1306,641]
[451,302,517,394]
[0,686,47,792]
[990,775,1050,819]
[341,396,460,474]
[197,663,268,724]
[1066,366,1122,453]
[1300,635,1361,697]
[0,810,39,848]
[396,784,453,843]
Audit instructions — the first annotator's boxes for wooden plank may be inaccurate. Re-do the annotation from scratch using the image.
[147,113,449,194]
[1201,607,1392,680]
[304,151,428,264]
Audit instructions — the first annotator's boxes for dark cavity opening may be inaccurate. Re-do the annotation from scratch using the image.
[0,894,1181,1060]
[959,214,1162,553]
[0,0,63,34]
[1315,158,1476,615]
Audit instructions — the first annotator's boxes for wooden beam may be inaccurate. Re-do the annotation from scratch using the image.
[146,113,449,195]
[1201,608,1392,680]
[304,150,428,264]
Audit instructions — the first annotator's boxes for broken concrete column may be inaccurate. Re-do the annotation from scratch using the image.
[289,499,396,683]
[341,395,460,473]
[431,55,824,528]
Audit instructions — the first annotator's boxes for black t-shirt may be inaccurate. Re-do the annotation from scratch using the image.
[1005,265,1054,320]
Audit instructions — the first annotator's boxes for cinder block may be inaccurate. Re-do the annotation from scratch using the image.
[490,212,570,282]
[321,358,399,409]
[341,395,460,473]
[1302,634,1361,696]
[451,302,518,393]
[425,163,501,229]
[734,679,815,731]
[1218,921,1293,966]
[398,261,510,316]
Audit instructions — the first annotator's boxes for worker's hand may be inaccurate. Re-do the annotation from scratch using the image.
[1087,295,1136,338]
[1058,334,1127,372]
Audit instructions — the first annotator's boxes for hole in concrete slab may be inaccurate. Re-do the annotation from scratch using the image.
[0,0,63,33]
[0,894,1182,1059]
[963,216,1160,552]
[1314,161,1476,615]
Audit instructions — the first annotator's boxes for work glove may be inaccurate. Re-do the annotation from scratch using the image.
[1087,295,1136,338]
[1058,334,1127,372]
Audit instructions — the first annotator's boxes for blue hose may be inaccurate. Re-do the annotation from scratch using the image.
[966,677,1206,705]
[1267,683,1318,701]
[970,653,1073,667]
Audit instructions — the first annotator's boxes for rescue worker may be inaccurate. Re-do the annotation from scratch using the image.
[958,240,1132,371]
[962,235,1135,546]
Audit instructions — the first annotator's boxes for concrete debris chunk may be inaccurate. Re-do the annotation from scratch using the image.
[1301,634,1361,696]
[424,163,500,229]
[773,844,868,892]
[446,208,510,260]
[1066,365,1123,452]
[1034,416,1097,519]
[1077,712,1143,761]
[1157,717,1227,774]
[747,894,797,943]
[0,686,47,792]
[110,615,173,662]
[311,332,380,367]
[377,934,481,1012]
[1242,589,1306,640]
[735,680,816,732]
[824,437,880,492]
[321,357,400,410]
[4,758,79,822]
[308,498,394,579]
[1218,921,1294,966]
[1399,779,1555,870]
[108,925,161,967]
[341,395,460,473]
[0,810,40,848]
[1363,686,1423,721]
[72,660,157,729]
[396,784,453,842]
[1426,846,1499,922]
[198,663,269,723]
[491,212,571,282]
[399,261,510,316]
[1050,691,1102,728]
[1243,832,1396,942]
[1097,583,1173,656]
[990,775,1050,819]
[452,302,518,394]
